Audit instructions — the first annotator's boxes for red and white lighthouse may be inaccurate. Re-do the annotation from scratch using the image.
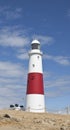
[26,39,45,112]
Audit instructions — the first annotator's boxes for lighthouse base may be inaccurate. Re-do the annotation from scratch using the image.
[25,94,45,113]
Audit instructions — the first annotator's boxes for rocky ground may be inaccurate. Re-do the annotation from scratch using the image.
[0,110,70,130]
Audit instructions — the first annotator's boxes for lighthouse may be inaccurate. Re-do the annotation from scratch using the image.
[26,39,45,112]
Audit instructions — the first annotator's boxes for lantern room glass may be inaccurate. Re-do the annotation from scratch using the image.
[32,43,40,50]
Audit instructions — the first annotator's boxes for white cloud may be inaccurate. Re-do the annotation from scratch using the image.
[0,61,27,108]
[54,56,70,65]
[0,27,29,47]
[16,35,54,60]
[45,76,70,97]
[43,71,52,81]
[45,91,61,98]
[67,9,70,17]
[0,85,25,109]
[32,35,54,45]
[17,48,29,60]
[44,54,70,65]
[0,6,22,19]
[0,61,24,77]
[0,26,54,53]
[17,53,28,60]
[0,61,27,88]
[46,76,70,88]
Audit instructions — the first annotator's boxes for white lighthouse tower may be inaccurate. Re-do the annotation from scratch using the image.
[26,39,45,112]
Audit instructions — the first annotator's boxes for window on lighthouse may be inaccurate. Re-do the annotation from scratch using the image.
[32,64,35,67]
[37,56,39,59]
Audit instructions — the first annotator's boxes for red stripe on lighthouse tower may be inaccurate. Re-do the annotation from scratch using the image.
[27,73,44,94]
[26,39,45,112]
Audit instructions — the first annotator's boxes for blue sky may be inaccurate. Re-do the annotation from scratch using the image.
[0,0,70,111]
